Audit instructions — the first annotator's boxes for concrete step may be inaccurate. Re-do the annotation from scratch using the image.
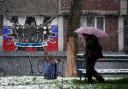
[77,53,128,59]
[78,68,128,81]
[77,53,128,69]
[78,69,128,74]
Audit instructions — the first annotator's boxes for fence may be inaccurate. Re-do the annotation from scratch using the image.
[0,51,66,76]
[0,52,128,76]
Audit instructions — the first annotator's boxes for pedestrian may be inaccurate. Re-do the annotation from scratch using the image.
[84,34,105,83]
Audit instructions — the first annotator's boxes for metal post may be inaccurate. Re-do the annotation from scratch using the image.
[27,53,33,75]
[61,60,64,89]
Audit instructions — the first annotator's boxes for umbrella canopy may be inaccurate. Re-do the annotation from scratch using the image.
[74,26,108,38]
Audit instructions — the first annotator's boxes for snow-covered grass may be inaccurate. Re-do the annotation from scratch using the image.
[0,76,128,89]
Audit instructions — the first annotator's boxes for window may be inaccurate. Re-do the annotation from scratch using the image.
[97,17,104,30]
[80,16,86,27]
[86,16,95,27]
[80,16,105,31]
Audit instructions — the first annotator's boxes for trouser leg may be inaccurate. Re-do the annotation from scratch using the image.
[86,58,96,83]
[86,58,104,83]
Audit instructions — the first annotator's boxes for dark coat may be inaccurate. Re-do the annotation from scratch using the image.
[85,35,103,60]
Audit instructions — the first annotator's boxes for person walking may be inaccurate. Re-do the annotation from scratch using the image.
[84,34,105,83]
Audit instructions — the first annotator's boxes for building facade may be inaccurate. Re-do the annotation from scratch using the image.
[0,0,127,52]
[61,0,127,52]
[0,0,64,52]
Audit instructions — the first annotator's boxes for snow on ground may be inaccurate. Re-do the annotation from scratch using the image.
[0,76,124,89]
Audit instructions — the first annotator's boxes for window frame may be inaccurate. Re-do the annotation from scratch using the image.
[80,16,105,32]
[95,16,105,32]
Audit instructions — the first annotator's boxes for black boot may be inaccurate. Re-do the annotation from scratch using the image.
[96,76,105,82]
[87,76,93,84]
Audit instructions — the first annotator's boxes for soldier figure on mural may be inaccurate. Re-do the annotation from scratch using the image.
[23,23,30,43]
[37,24,44,42]
[29,21,37,42]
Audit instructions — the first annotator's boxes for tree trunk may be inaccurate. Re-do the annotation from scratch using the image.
[66,37,78,77]
[65,0,81,77]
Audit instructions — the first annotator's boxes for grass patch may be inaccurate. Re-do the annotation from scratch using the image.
[105,78,128,84]
[70,78,128,89]
[72,77,128,84]
[1,76,128,89]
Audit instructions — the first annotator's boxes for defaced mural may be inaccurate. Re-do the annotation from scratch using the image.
[3,16,58,51]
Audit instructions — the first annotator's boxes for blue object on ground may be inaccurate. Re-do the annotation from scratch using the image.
[44,61,57,79]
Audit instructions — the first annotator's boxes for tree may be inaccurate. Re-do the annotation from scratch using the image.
[65,0,81,77]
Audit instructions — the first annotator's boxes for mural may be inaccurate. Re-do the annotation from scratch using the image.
[2,16,58,51]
